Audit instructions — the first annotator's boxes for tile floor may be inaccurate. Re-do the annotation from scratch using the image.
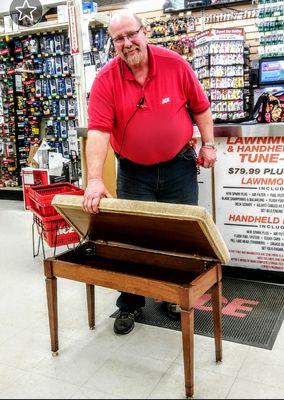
[0,199,283,399]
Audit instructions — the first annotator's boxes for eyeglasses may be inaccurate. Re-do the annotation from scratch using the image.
[112,26,143,46]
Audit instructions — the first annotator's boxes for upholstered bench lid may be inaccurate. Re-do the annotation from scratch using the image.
[52,195,230,264]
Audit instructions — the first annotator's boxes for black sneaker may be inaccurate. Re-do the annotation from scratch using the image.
[113,309,142,335]
[164,302,181,320]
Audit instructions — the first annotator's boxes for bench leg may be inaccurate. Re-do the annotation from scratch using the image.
[45,277,58,355]
[211,280,222,362]
[181,308,194,399]
[86,284,95,330]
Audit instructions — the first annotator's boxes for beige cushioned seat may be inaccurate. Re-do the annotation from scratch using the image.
[52,195,230,265]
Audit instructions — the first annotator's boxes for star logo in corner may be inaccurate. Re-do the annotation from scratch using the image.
[16,0,37,22]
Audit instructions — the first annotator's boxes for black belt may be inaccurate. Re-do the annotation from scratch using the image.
[115,144,192,165]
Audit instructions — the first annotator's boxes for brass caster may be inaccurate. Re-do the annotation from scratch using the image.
[216,360,223,364]
[52,351,59,357]
[89,326,95,330]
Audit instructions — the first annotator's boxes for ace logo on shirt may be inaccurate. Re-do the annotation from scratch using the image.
[161,97,171,104]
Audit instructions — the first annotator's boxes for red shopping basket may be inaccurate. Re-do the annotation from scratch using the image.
[29,182,84,217]
[33,212,80,248]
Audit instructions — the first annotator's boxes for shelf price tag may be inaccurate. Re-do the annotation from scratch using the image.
[68,129,79,155]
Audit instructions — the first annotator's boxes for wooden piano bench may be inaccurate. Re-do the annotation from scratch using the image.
[44,197,230,399]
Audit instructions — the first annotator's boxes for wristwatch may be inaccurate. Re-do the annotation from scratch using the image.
[202,141,216,149]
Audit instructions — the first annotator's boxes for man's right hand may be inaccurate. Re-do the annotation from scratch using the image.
[82,179,112,214]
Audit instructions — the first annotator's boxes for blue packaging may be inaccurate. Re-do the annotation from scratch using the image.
[35,79,42,98]
[82,1,97,14]
[42,79,51,97]
[53,121,61,138]
[45,36,55,55]
[55,56,62,74]
[56,78,66,96]
[60,121,67,139]
[65,77,73,96]
[33,57,43,74]
[49,78,57,97]
[43,57,55,75]
[59,99,67,117]
[51,100,59,117]
[61,55,69,74]
[67,98,76,117]
[54,35,63,54]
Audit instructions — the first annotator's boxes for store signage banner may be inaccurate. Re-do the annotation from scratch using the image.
[195,28,244,45]
[215,137,284,272]
[198,167,213,216]
[67,0,79,54]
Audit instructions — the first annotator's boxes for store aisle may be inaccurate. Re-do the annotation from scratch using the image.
[0,200,283,399]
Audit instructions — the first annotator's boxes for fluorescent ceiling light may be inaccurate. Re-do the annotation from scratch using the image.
[127,0,164,13]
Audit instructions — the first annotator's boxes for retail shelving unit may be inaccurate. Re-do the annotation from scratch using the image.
[0,0,95,198]
[83,22,113,74]
[0,20,79,194]
[146,14,196,63]
[257,0,284,58]
[193,28,250,121]
[0,21,69,38]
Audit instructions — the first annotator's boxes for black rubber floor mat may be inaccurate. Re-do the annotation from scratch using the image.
[110,277,284,350]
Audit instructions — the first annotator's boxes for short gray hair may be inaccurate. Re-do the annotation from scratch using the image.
[108,11,144,35]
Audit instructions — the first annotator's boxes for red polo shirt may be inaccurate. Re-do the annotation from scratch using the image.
[88,44,209,165]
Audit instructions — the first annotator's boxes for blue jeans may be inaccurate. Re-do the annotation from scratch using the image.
[116,146,198,311]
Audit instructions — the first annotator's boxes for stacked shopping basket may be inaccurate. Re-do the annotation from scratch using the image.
[28,182,84,253]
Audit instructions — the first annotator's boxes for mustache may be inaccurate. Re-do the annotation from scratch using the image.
[123,46,140,55]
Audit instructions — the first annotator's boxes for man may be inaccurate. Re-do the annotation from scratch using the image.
[83,11,217,335]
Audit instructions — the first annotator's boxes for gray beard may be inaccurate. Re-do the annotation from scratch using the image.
[125,51,143,66]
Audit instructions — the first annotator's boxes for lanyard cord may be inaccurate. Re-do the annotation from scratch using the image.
[117,96,145,158]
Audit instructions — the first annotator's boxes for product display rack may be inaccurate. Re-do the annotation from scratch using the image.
[0,38,19,188]
[193,28,250,121]
[83,23,114,72]
[257,0,284,58]
[0,25,79,192]
[147,14,196,62]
